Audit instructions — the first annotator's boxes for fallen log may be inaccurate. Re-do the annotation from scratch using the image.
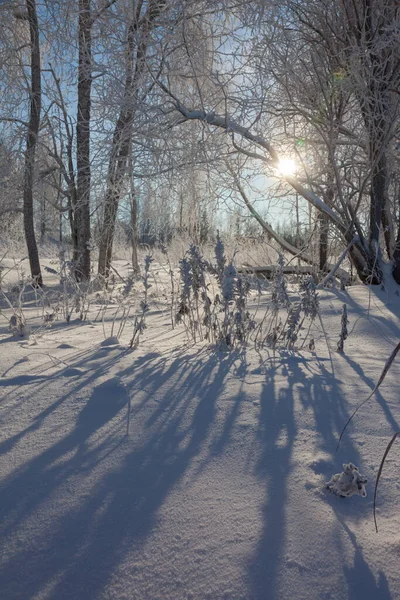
[238,264,352,285]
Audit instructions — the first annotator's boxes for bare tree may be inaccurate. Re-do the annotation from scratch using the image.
[155,0,400,284]
[73,0,93,280]
[97,0,167,278]
[39,0,117,280]
[22,0,43,286]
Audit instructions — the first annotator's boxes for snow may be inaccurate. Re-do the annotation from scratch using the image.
[1,262,400,599]
[326,463,368,498]
[100,336,121,347]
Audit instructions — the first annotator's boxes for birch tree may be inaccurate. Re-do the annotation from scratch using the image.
[0,0,43,283]
[97,0,167,278]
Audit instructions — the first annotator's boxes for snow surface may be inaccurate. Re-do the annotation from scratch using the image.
[1,261,400,600]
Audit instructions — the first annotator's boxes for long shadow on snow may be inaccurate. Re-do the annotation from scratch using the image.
[342,353,399,434]
[332,287,400,344]
[0,349,237,600]
[362,285,400,332]
[246,364,296,600]
[0,378,129,540]
[339,519,392,600]
[0,345,130,455]
[247,355,367,600]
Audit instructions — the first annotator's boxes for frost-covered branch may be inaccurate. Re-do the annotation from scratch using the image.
[228,164,350,280]
[317,238,356,289]
[156,78,347,232]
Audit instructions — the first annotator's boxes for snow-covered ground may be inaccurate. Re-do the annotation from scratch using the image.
[1,260,400,600]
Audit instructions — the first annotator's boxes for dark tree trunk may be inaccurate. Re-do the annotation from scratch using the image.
[346,1,396,284]
[392,216,400,284]
[23,0,42,287]
[98,180,123,278]
[380,160,394,260]
[349,243,381,285]
[369,156,385,253]
[75,0,92,281]
[392,248,400,285]
[40,193,45,243]
[318,213,329,272]
[364,127,388,284]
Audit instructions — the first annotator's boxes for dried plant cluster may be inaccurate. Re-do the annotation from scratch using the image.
[1,240,350,359]
[173,234,324,353]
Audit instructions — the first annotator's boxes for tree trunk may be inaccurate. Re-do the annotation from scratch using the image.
[97,34,136,278]
[23,0,42,287]
[392,214,400,284]
[355,8,392,284]
[40,191,46,243]
[98,180,122,278]
[318,212,329,272]
[97,0,165,278]
[131,184,139,274]
[381,172,395,260]
[75,0,92,281]
[369,157,384,254]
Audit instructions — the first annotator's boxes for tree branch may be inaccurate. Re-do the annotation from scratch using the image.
[0,116,30,127]
[153,78,347,232]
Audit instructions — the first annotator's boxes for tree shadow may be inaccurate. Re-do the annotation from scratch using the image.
[247,355,363,599]
[0,378,129,539]
[340,520,392,600]
[0,338,393,599]
[0,349,240,599]
[247,366,296,600]
[0,345,129,455]
[329,287,400,345]
[342,353,399,434]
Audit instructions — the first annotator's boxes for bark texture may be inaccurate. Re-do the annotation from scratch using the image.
[75,0,92,281]
[23,0,43,287]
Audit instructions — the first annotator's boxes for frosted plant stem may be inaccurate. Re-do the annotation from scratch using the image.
[374,431,400,532]
[337,340,400,450]
[300,318,314,349]
[110,306,120,339]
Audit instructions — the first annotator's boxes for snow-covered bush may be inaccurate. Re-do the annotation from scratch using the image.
[173,240,321,353]
[326,463,367,498]
[284,302,302,349]
[8,313,29,338]
[271,253,290,310]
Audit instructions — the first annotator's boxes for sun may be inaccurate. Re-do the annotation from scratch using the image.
[277,157,296,176]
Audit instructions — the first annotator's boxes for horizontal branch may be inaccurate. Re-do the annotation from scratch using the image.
[0,206,23,216]
[173,102,279,161]
[0,116,29,127]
